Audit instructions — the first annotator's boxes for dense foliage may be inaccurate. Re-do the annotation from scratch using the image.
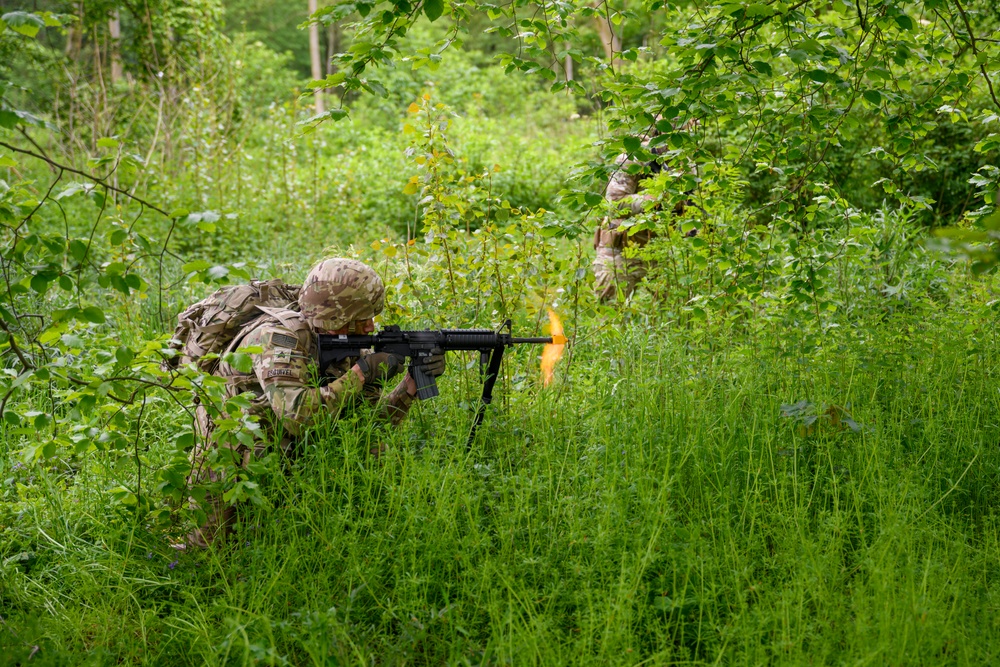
[2,0,1000,663]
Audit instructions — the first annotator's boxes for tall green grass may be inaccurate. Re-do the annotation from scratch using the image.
[3,305,999,665]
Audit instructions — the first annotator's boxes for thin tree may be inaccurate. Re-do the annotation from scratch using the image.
[308,0,324,114]
[109,9,123,84]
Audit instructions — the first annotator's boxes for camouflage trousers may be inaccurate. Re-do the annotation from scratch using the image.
[593,246,649,302]
[186,404,292,548]
[593,226,654,303]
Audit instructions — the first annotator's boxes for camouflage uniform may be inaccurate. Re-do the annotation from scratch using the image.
[593,152,657,302]
[186,259,413,547]
[593,120,700,303]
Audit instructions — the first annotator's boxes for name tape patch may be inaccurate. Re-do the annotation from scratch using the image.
[265,368,295,379]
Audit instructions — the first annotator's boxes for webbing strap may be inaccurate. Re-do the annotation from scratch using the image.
[255,306,304,333]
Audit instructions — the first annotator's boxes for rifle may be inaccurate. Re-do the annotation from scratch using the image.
[318,319,564,446]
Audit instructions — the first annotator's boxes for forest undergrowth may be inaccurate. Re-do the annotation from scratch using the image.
[4,303,1000,665]
[3,91,1000,667]
[5,1,1000,664]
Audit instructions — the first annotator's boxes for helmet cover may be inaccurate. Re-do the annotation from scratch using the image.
[298,258,385,331]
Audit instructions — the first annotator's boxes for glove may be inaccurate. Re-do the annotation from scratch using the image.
[355,352,405,385]
[411,351,446,379]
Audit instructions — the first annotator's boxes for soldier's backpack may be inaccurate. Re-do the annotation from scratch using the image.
[163,279,301,373]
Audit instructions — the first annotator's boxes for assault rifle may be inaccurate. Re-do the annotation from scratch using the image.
[318,319,565,446]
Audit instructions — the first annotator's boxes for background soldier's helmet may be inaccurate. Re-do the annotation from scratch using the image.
[298,258,385,331]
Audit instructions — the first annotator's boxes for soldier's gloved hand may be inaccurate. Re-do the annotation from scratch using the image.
[356,352,406,385]
[412,351,446,379]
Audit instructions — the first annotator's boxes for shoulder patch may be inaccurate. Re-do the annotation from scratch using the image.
[271,333,299,349]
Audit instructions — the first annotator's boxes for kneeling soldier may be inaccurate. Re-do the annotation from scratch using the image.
[185,258,444,547]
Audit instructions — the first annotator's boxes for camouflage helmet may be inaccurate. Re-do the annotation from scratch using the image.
[298,258,385,331]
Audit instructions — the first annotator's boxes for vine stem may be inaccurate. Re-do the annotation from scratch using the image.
[952,0,1000,113]
[0,318,32,370]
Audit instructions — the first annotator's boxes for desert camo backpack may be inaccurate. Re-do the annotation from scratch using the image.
[164,279,301,373]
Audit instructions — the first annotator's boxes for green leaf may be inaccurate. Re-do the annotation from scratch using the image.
[0,110,18,129]
[807,69,829,84]
[8,370,33,391]
[584,192,604,207]
[115,347,134,366]
[175,432,194,450]
[300,108,350,127]
[109,486,138,506]
[109,229,128,245]
[623,135,642,154]
[11,108,53,130]
[55,182,89,200]
[34,412,50,430]
[52,308,79,322]
[110,274,129,295]
[41,440,57,459]
[69,239,88,262]
[226,394,253,411]
[207,265,229,280]
[29,273,51,293]
[81,306,106,324]
[981,210,1000,231]
[227,352,253,374]
[182,259,211,273]
[787,49,808,64]
[751,61,772,76]
[424,0,443,22]
[2,11,44,38]
[745,3,772,17]
[894,14,914,31]
[97,137,119,149]
[863,90,882,105]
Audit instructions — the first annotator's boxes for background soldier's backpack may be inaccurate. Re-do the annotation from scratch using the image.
[163,279,301,373]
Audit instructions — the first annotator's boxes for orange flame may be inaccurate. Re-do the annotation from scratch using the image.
[541,310,566,387]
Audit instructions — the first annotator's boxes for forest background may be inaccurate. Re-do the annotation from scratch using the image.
[3,0,1000,664]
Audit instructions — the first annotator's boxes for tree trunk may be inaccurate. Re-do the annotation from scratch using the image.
[308,0,324,114]
[65,2,84,59]
[564,42,574,81]
[109,10,123,84]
